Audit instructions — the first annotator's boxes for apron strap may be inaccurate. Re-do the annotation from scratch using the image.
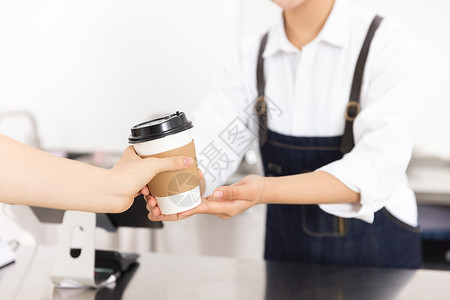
[255,15,383,151]
[255,32,269,146]
[340,15,384,154]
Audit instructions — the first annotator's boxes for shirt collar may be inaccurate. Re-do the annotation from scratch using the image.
[263,0,349,58]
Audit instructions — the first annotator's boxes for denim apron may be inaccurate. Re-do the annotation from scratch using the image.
[256,16,422,268]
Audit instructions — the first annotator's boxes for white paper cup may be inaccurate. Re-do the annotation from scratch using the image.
[129,112,201,215]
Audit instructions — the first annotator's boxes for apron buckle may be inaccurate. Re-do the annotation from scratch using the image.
[345,101,360,121]
[255,96,267,116]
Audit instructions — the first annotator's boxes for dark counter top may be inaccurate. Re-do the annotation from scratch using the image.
[1,246,450,300]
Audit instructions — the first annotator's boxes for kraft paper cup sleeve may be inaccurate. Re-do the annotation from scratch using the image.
[141,140,200,197]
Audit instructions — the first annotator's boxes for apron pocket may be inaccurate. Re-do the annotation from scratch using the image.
[381,208,420,233]
[301,205,348,237]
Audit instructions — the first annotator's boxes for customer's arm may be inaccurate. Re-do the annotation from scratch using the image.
[0,134,192,213]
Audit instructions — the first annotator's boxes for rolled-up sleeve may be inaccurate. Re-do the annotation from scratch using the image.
[318,23,423,223]
[193,41,258,196]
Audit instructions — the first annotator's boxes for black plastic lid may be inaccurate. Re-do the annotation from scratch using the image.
[128,111,193,144]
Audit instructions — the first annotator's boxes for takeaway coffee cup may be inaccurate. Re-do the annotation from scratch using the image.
[129,111,201,215]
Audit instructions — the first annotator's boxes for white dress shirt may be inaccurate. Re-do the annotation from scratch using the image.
[193,0,422,227]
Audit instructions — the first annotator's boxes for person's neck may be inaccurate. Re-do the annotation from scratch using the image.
[283,0,335,50]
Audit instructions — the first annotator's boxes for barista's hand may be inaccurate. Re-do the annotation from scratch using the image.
[178,175,267,220]
[146,169,205,221]
[109,146,193,213]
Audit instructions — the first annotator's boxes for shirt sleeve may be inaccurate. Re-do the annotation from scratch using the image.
[192,42,259,196]
[318,22,423,223]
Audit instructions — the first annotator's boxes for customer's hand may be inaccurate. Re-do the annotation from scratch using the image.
[108,146,193,213]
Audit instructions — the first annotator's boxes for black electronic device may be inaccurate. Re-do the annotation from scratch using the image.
[95,250,139,273]
[30,194,162,231]
[30,194,161,285]
[69,248,139,274]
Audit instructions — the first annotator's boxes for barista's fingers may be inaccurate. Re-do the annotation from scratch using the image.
[143,156,193,175]
[180,204,221,218]
[212,186,244,201]
[180,196,246,220]
[141,185,150,196]
[150,207,187,222]
[152,206,163,219]
[144,194,157,207]
[147,212,160,222]
[154,213,186,222]
[147,196,157,208]
[179,198,218,217]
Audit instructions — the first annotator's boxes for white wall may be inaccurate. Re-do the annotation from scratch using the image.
[0,0,239,152]
[238,0,280,39]
[352,0,450,157]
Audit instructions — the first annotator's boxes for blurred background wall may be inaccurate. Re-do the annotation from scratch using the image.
[0,0,239,151]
